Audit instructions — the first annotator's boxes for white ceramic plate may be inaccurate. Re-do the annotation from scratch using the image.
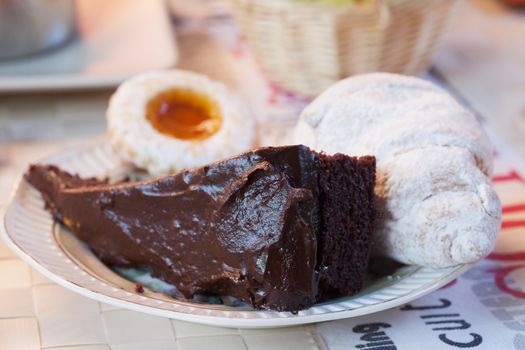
[0,0,177,93]
[2,139,472,328]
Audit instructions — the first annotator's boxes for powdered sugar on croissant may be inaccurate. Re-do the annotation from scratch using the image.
[293,73,502,267]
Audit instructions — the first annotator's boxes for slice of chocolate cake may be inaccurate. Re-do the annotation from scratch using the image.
[25,145,375,312]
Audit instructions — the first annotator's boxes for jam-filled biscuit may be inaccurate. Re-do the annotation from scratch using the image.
[107,70,255,175]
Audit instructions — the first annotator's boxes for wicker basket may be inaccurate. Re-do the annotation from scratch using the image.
[169,0,230,19]
[230,0,459,97]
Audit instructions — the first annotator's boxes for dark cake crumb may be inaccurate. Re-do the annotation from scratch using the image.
[135,284,144,294]
[316,153,376,300]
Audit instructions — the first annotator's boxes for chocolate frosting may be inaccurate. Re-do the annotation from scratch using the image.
[26,146,323,311]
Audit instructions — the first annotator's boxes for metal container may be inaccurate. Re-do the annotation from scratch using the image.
[0,0,77,60]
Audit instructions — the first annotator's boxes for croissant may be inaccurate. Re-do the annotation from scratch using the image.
[293,73,502,267]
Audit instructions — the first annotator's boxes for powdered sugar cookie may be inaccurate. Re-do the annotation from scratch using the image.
[293,73,501,267]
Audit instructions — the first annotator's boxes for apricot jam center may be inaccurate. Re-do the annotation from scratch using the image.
[146,89,222,140]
